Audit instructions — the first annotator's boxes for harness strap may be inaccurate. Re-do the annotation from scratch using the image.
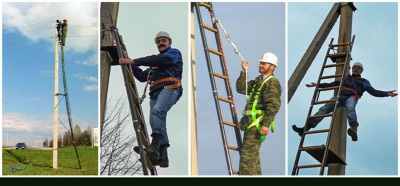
[151,77,181,88]
[343,86,360,99]
[244,75,275,142]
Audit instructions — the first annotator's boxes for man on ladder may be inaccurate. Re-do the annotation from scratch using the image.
[119,31,183,168]
[292,62,397,141]
[61,18,68,46]
[236,52,282,175]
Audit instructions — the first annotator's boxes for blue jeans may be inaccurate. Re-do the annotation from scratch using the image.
[149,88,180,146]
[308,95,359,128]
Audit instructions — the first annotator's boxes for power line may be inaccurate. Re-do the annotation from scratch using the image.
[3,27,54,36]
[2,21,55,30]
[3,36,97,46]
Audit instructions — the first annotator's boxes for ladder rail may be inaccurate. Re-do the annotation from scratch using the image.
[292,35,355,175]
[195,2,242,175]
[108,13,156,176]
[292,38,336,175]
[60,46,82,169]
[319,35,355,175]
[206,2,243,152]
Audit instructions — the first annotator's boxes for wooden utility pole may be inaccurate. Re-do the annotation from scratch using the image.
[288,3,341,103]
[190,3,198,175]
[53,28,59,169]
[100,2,119,137]
[328,2,356,175]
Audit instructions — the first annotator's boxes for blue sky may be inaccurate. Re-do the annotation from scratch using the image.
[288,2,398,176]
[2,2,98,147]
[105,2,189,176]
[194,2,286,176]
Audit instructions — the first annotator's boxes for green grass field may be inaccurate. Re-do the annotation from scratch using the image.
[2,146,98,176]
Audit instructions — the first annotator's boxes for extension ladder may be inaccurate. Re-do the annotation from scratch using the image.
[292,35,355,175]
[194,2,243,175]
[101,13,157,175]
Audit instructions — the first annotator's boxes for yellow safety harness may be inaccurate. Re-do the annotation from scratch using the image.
[242,75,275,142]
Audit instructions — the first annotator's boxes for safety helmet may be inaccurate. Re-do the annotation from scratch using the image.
[353,62,363,69]
[63,18,67,22]
[259,52,278,66]
[154,31,171,41]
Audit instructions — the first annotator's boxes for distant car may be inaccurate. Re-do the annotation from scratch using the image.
[16,143,27,150]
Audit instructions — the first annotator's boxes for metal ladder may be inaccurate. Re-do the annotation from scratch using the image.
[194,2,243,175]
[292,35,355,175]
[101,13,157,175]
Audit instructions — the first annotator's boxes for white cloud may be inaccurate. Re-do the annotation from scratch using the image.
[2,112,94,146]
[74,73,98,83]
[83,84,98,91]
[75,52,98,66]
[24,97,42,103]
[2,2,98,53]
[39,70,54,77]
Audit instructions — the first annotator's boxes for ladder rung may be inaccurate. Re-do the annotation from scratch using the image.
[227,145,239,151]
[318,86,340,91]
[304,129,330,135]
[217,96,233,104]
[222,120,236,127]
[300,145,325,151]
[213,72,228,79]
[199,2,212,9]
[328,53,349,61]
[308,113,333,119]
[208,48,223,56]
[330,42,352,48]
[320,74,342,79]
[313,99,336,105]
[203,24,218,33]
[296,164,324,169]
[323,62,345,68]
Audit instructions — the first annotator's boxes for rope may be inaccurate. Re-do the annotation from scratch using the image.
[139,70,152,104]
[211,15,248,99]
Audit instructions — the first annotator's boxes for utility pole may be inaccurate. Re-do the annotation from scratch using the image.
[328,2,356,175]
[100,2,119,137]
[6,121,12,146]
[190,3,198,175]
[288,3,341,103]
[53,27,59,169]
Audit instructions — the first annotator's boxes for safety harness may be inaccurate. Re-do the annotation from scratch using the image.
[151,77,181,89]
[343,76,361,99]
[242,75,275,142]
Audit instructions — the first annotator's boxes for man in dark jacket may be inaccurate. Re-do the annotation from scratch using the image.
[119,31,183,168]
[292,62,397,141]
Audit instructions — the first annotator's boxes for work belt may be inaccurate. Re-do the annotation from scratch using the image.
[151,77,181,89]
[343,87,360,99]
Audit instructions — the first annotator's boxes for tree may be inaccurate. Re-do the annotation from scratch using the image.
[100,97,142,175]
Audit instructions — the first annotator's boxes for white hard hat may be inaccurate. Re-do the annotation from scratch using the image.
[353,62,363,69]
[259,52,278,66]
[155,31,171,40]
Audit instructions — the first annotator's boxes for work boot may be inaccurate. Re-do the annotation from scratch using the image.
[144,133,162,161]
[153,144,169,167]
[292,125,305,136]
[347,126,358,141]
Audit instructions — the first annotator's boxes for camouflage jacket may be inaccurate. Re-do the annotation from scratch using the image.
[236,71,282,130]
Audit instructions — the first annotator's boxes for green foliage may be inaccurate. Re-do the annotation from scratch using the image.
[2,146,98,175]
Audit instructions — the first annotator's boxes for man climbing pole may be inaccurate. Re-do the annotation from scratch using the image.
[292,62,398,141]
[236,52,282,175]
[119,31,183,168]
[56,20,62,42]
[61,18,68,46]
